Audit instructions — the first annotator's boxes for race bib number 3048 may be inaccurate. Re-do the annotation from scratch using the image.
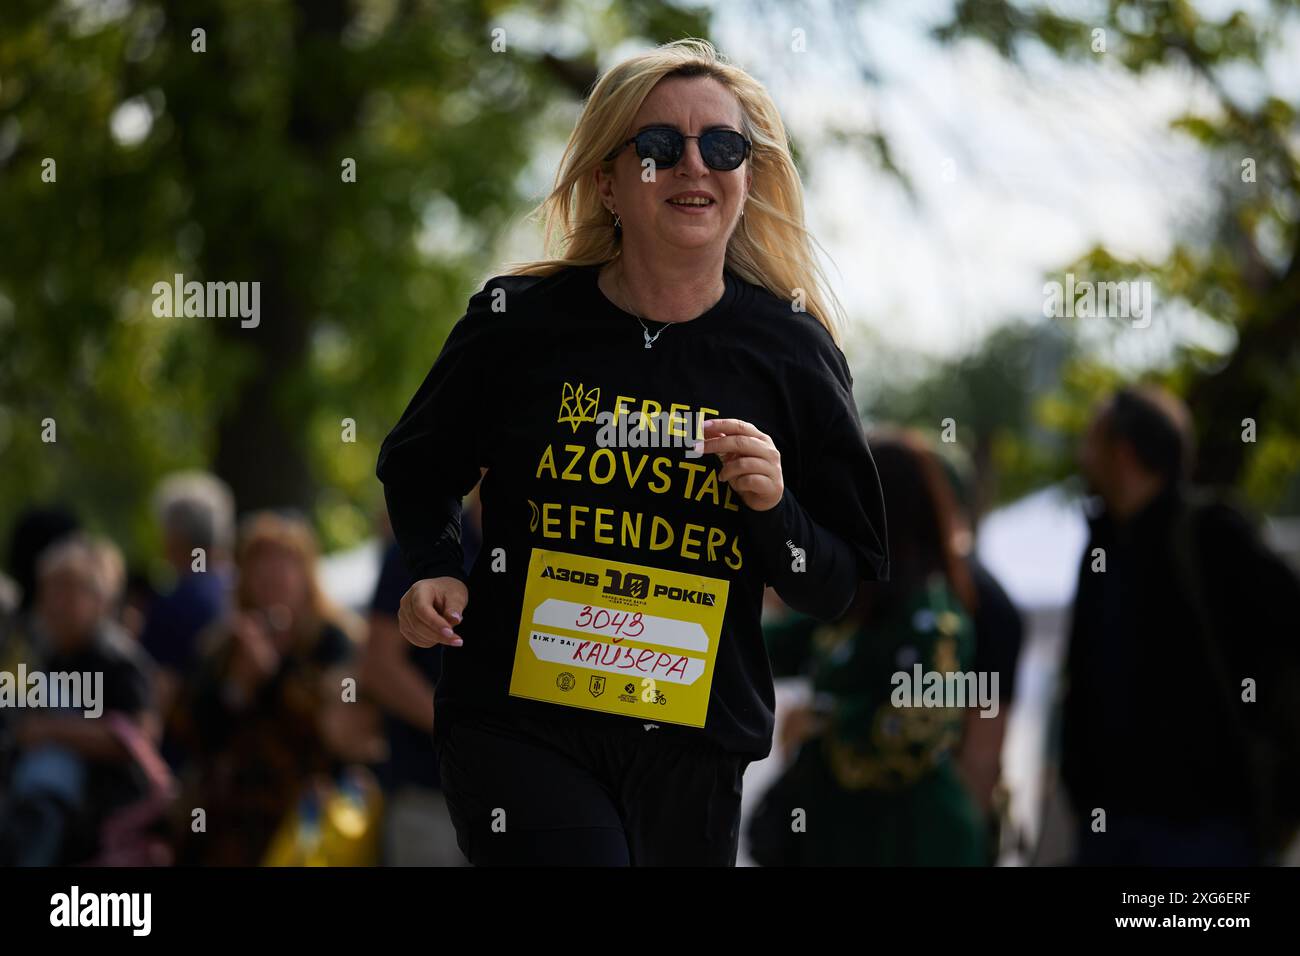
[508,547,730,728]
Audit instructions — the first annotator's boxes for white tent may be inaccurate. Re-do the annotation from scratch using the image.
[976,483,1089,613]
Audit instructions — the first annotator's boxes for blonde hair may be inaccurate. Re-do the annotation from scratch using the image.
[503,38,848,347]
[37,533,125,604]
[234,511,359,651]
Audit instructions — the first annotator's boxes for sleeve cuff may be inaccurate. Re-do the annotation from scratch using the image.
[412,560,471,586]
[740,485,795,537]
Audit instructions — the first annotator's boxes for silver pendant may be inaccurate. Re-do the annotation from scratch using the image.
[639,318,664,348]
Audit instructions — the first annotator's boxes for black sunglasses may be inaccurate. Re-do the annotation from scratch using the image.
[603,126,752,171]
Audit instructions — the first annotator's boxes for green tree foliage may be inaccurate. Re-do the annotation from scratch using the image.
[867,321,1096,517]
[0,0,710,566]
[936,0,1300,512]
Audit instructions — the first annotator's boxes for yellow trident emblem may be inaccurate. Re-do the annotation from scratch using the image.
[557,382,600,432]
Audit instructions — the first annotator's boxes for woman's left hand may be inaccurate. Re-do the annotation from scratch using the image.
[700,417,784,512]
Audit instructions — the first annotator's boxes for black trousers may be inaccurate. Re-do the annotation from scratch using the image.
[434,710,749,866]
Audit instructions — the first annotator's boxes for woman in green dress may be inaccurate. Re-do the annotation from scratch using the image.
[748,430,986,866]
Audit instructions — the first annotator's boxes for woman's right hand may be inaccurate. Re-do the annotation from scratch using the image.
[398,576,469,648]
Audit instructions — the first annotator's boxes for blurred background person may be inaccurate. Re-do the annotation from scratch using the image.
[0,534,158,866]
[935,447,1025,862]
[139,472,236,765]
[1062,385,1300,865]
[0,508,81,860]
[0,507,82,673]
[747,429,987,865]
[171,511,368,866]
[118,568,159,643]
[359,495,480,866]
[141,472,236,686]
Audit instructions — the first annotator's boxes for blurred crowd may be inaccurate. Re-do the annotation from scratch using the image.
[0,384,1296,866]
[0,473,477,866]
[749,385,1300,866]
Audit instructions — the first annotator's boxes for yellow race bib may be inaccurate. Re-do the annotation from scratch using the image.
[508,547,730,728]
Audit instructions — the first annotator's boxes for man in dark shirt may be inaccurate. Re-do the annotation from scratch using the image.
[1062,385,1300,865]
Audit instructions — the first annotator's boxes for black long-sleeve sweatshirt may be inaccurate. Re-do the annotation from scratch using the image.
[376,262,888,758]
